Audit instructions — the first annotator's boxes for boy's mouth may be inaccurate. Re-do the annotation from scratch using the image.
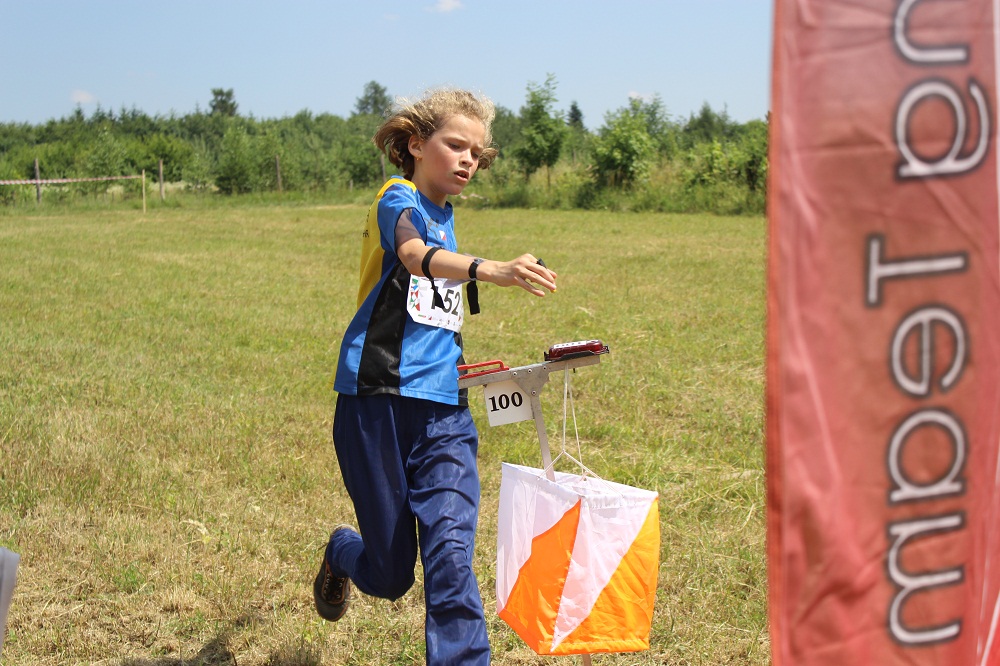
[455,170,471,181]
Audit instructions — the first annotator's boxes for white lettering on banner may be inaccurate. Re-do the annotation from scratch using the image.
[888,409,966,503]
[896,80,990,178]
[872,0,987,647]
[890,306,967,396]
[887,514,966,644]
[894,0,969,64]
[868,236,970,644]
[893,0,990,179]
[866,235,967,307]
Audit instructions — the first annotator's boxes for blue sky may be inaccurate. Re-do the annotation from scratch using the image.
[1,1,773,130]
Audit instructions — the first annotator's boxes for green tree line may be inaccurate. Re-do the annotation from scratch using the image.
[0,79,768,214]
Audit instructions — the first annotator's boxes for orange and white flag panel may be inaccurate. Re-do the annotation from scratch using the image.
[768,1,1000,665]
[496,463,659,655]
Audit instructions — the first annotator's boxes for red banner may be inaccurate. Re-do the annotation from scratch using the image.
[768,2,1000,664]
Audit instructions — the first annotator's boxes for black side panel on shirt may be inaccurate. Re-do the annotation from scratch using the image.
[357,261,410,394]
[454,330,468,405]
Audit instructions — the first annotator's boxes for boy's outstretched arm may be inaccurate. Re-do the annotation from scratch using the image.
[396,238,557,297]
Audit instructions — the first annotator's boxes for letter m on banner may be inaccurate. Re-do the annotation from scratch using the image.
[768,1,1000,665]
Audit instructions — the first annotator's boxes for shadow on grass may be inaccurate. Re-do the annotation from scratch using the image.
[119,637,235,666]
[119,634,321,666]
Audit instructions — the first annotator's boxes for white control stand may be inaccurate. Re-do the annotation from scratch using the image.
[459,344,609,666]
[459,352,605,481]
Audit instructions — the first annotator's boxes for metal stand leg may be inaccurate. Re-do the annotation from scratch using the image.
[529,392,555,481]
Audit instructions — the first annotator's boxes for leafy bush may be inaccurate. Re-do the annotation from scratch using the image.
[183,140,214,191]
[733,119,769,194]
[0,161,30,204]
[511,75,567,182]
[143,133,195,182]
[591,101,654,188]
[80,127,129,196]
[215,123,258,194]
[683,139,729,187]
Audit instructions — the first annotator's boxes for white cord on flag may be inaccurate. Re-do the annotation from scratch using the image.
[537,369,624,497]
[561,368,585,464]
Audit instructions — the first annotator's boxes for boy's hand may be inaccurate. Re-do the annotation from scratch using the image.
[480,254,558,296]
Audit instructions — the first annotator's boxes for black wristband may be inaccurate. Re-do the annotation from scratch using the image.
[420,247,445,310]
[422,246,441,279]
[467,281,480,315]
[420,247,441,280]
[468,257,484,281]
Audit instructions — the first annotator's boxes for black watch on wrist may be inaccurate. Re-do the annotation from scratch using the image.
[468,257,484,280]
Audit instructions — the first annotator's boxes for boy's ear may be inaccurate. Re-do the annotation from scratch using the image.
[408,135,424,160]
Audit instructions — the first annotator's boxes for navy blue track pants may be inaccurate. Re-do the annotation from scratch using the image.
[327,393,490,666]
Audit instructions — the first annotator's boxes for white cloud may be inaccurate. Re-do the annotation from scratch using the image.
[70,89,97,105]
[427,0,461,12]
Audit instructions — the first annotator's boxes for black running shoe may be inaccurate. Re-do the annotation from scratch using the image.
[313,526,353,621]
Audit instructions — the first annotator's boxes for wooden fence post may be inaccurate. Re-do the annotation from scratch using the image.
[142,170,146,214]
[275,155,283,193]
[159,159,165,201]
[34,158,41,204]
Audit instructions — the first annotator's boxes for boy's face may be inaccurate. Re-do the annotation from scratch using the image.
[408,114,486,207]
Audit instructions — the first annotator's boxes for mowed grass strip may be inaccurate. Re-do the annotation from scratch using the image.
[0,202,767,665]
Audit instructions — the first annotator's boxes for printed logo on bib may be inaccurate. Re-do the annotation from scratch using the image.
[407,276,465,332]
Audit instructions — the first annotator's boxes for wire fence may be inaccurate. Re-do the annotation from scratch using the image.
[0,175,142,185]
[0,171,146,212]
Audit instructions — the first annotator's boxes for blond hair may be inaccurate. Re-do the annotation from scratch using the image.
[372,88,499,180]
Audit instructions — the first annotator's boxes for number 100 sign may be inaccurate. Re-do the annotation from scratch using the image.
[483,380,532,427]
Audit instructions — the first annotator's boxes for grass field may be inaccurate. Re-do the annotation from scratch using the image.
[0,200,768,665]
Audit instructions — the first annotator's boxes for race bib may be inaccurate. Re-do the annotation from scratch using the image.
[406,276,465,332]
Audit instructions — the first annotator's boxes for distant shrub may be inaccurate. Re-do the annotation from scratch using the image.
[215,124,257,194]
[591,101,654,189]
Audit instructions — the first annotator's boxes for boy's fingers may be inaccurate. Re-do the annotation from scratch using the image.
[530,266,558,291]
[520,272,555,295]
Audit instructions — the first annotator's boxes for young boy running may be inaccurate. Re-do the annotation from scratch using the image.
[314,88,557,665]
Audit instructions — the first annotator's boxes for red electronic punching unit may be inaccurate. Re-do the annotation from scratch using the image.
[543,339,609,362]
